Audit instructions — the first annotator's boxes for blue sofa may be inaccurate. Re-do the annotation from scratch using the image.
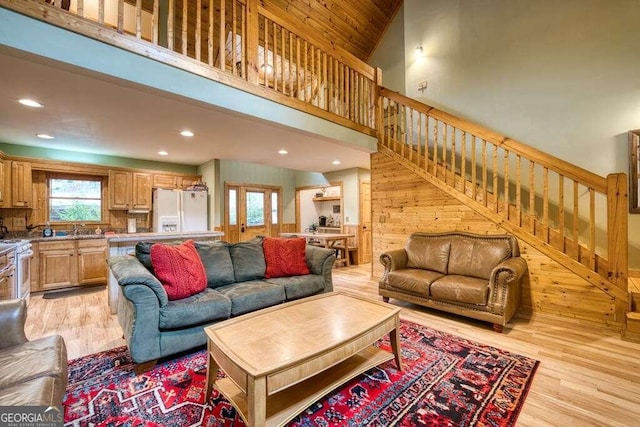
[107,237,336,371]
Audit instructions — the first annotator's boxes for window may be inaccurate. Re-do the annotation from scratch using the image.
[246,191,265,226]
[229,188,238,225]
[49,177,102,222]
[630,130,640,213]
[271,192,278,224]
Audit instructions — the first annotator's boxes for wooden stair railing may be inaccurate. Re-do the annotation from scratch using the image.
[378,88,629,326]
[1,0,378,136]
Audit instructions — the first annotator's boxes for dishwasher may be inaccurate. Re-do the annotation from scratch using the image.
[0,247,16,300]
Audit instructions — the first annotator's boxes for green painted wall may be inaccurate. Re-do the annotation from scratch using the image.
[374,0,640,267]
[368,3,406,94]
[217,159,297,224]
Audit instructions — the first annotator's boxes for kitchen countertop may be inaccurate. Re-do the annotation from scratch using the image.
[105,231,224,243]
[29,230,224,243]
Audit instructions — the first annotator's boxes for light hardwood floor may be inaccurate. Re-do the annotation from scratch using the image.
[25,266,640,426]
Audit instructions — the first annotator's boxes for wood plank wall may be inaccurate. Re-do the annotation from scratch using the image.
[370,152,619,327]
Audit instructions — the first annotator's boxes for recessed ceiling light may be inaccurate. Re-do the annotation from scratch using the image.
[19,99,43,108]
[36,133,55,139]
[332,160,341,165]
[180,130,194,137]
[278,149,288,155]
[158,150,168,156]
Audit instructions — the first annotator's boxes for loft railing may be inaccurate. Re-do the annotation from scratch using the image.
[378,88,629,322]
[3,0,377,135]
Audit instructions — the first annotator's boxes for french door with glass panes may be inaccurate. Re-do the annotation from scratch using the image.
[224,183,281,243]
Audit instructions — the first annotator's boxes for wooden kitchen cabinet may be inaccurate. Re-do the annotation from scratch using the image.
[178,175,202,189]
[108,170,151,210]
[77,239,107,285]
[38,240,77,291]
[37,239,107,291]
[152,173,178,189]
[10,160,32,208]
[152,173,203,190]
[0,159,5,207]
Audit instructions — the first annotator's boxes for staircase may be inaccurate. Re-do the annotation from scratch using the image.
[627,279,640,341]
[377,88,633,337]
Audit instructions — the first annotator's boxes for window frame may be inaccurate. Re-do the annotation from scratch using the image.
[47,173,106,224]
[629,130,640,214]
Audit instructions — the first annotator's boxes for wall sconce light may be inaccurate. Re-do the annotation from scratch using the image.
[415,45,423,57]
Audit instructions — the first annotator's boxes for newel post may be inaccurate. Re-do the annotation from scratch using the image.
[246,0,259,84]
[374,67,382,139]
[607,173,628,325]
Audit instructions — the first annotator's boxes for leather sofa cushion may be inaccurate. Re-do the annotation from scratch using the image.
[387,269,444,296]
[430,275,489,305]
[265,274,325,301]
[406,236,451,274]
[0,375,64,406]
[447,236,512,280]
[228,237,267,282]
[0,335,67,389]
[216,280,286,316]
[195,241,236,288]
[159,288,232,330]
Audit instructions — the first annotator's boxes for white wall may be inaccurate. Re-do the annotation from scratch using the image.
[373,0,640,267]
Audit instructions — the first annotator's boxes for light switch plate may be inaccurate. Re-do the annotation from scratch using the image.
[13,217,26,228]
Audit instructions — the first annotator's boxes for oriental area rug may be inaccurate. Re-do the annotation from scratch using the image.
[63,321,538,426]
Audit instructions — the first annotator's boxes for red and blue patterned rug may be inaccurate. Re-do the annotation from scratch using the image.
[63,320,538,426]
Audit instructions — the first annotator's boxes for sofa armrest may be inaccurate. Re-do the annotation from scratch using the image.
[379,249,408,288]
[0,299,28,349]
[380,249,408,272]
[305,245,336,292]
[107,255,169,308]
[488,257,528,312]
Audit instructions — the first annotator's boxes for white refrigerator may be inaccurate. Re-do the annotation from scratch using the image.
[152,189,208,232]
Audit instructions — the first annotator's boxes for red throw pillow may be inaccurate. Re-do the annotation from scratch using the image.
[263,237,310,278]
[150,240,207,300]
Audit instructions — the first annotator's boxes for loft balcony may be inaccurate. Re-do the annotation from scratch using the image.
[0,0,379,146]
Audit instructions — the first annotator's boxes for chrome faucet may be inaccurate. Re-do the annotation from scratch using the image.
[72,223,85,236]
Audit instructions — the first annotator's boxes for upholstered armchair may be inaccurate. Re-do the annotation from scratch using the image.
[0,299,68,406]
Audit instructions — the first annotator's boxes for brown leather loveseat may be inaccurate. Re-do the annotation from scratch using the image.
[0,299,68,406]
[379,232,528,332]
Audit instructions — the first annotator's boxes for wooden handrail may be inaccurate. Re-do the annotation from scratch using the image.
[380,88,607,193]
[378,89,629,318]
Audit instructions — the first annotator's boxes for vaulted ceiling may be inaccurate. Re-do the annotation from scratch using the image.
[128,0,403,62]
[260,0,403,61]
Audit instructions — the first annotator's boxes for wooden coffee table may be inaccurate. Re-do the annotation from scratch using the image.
[204,291,402,427]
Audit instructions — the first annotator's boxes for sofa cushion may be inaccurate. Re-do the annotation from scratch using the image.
[135,240,184,274]
[447,236,512,280]
[151,240,207,300]
[216,280,285,316]
[265,274,325,300]
[228,237,266,282]
[0,375,64,406]
[0,335,67,389]
[386,268,444,296]
[194,241,236,288]
[263,237,310,278]
[159,288,232,330]
[406,235,451,274]
[430,275,489,305]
